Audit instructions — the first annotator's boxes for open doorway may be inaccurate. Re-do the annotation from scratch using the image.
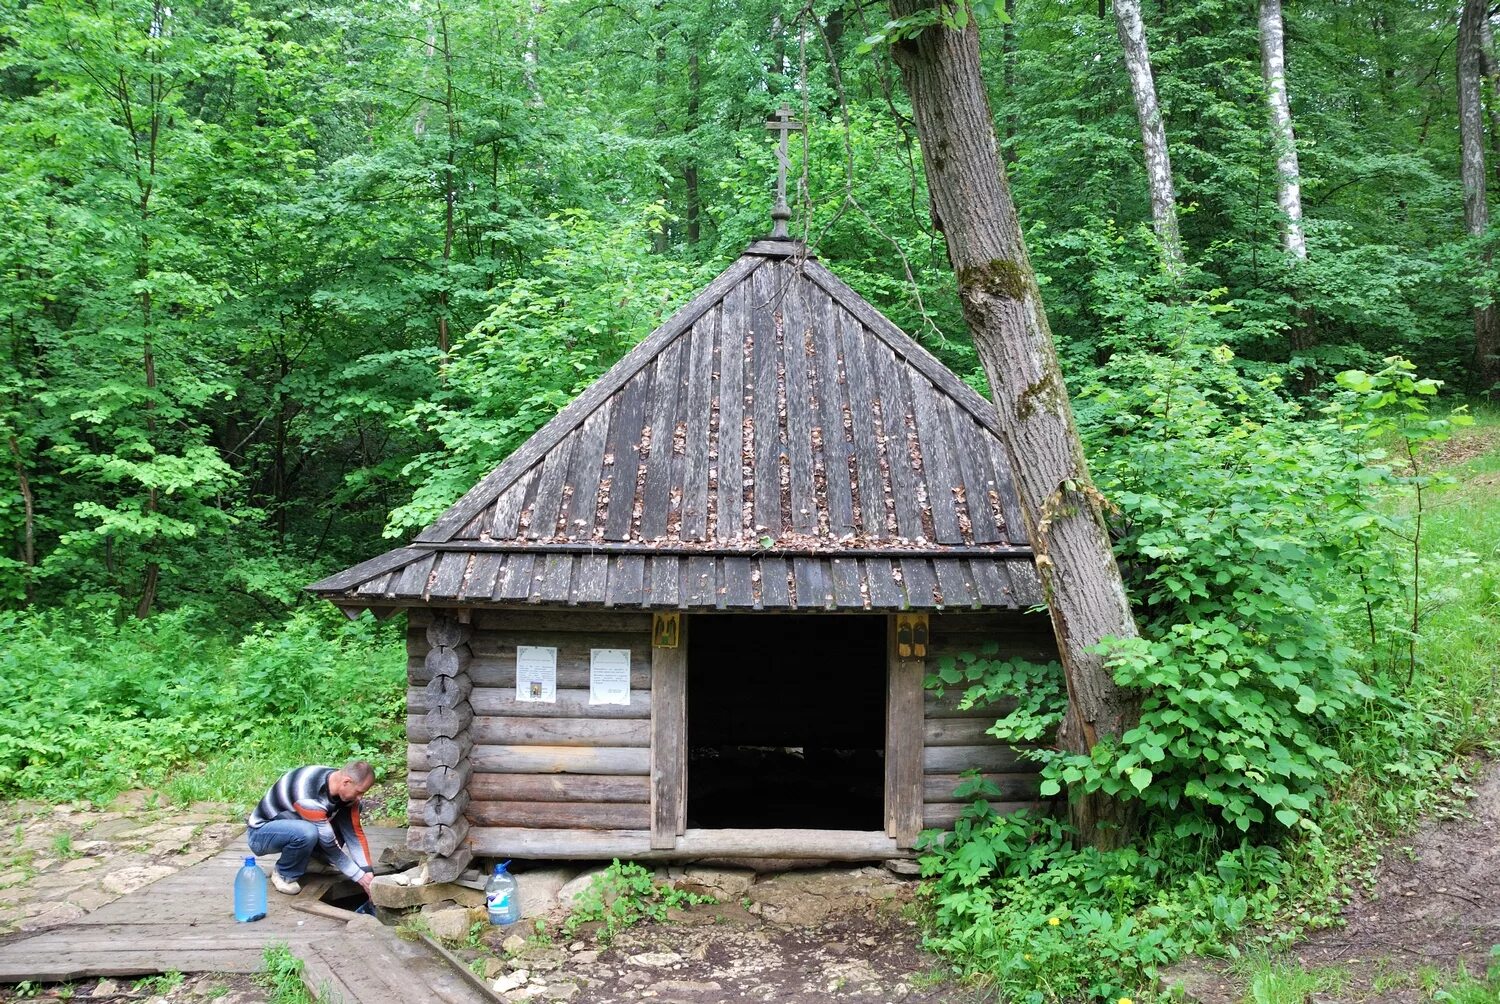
[686,614,886,830]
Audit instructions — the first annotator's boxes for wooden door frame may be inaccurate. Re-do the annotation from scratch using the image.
[885,614,924,848]
[650,613,688,849]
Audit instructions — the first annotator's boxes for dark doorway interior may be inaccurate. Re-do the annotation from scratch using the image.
[687,614,886,830]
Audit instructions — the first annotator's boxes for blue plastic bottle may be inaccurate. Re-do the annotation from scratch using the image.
[234,856,267,923]
[485,861,520,926]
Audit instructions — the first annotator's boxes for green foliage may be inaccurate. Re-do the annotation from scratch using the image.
[257,943,316,1004]
[0,606,404,803]
[561,860,715,945]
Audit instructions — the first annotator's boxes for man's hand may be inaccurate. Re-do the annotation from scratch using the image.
[358,872,373,893]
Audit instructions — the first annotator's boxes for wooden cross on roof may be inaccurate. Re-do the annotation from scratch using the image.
[765,103,803,240]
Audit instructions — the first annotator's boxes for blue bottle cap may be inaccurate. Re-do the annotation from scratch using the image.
[244,856,257,866]
[494,860,511,874]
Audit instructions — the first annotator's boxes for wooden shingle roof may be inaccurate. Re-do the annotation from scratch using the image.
[309,241,1041,612]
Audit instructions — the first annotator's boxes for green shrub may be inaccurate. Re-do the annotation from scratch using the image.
[561,860,714,945]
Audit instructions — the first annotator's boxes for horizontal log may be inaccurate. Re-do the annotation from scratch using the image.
[923,689,1019,720]
[424,734,475,770]
[410,687,652,720]
[923,745,1032,774]
[426,761,473,800]
[922,801,1045,830]
[426,619,472,649]
[425,703,473,739]
[410,799,651,830]
[422,791,469,828]
[420,846,473,885]
[472,610,652,634]
[467,827,907,862]
[408,716,651,747]
[422,644,472,680]
[409,772,650,804]
[922,772,1044,803]
[408,818,470,857]
[425,672,473,710]
[408,744,650,776]
[409,654,652,689]
[410,621,651,659]
[469,827,653,858]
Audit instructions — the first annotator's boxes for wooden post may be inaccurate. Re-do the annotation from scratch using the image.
[886,615,924,848]
[650,614,687,849]
[408,612,474,874]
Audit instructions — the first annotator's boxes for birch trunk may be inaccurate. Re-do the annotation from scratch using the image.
[1459,0,1498,395]
[1480,18,1500,190]
[1258,0,1306,261]
[887,0,1142,848]
[1113,0,1183,273]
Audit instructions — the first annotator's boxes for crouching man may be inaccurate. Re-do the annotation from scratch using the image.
[246,760,375,896]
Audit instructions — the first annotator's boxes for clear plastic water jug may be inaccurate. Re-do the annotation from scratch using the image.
[486,860,520,925]
[234,856,267,922]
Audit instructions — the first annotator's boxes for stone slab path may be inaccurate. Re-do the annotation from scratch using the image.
[0,823,497,1004]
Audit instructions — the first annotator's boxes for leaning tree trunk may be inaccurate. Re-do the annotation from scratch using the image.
[1258,0,1306,261]
[1459,0,1498,397]
[887,0,1142,848]
[1113,0,1184,274]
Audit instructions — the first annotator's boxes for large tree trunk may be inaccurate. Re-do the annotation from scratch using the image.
[1258,0,1306,261]
[1112,0,1183,273]
[887,0,1142,848]
[1459,0,1498,396]
[1479,18,1500,189]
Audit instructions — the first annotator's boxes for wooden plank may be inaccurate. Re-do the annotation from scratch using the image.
[639,339,685,540]
[864,558,902,609]
[924,717,1006,746]
[923,772,1045,802]
[942,395,1004,544]
[307,546,426,595]
[393,552,438,599]
[469,827,653,859]
[923,745,1034,773]
[868,345,925,540]
[409,716,651,747]
[933,559,978,609]
[565,401,617,542]
[679,311,716,540]
[606,555,647,607]
[780,262,818,534]
[793,556,833,610]
[471,609,652,633]
[922,801,1044,830]
[459,554,504,602]
[985,435,1028,544]
[537,553,574,602]
[0,950,268,982]
[837,308,889,538]
[758,556,789,608]
[409,771,650,804]
[571,554,609,605]
[830,556,864,609]
[496,553,535,602]
[464,800,651,829]
[721,559,756,608]
[524,431,576,540]
[686,555,717,607]
[716,278,747,543]
[418,256,763,543]
[808,284,856,538]
[908,368,965,543]
[602,366,654,541]
[647,556,682,607]
[651,623,688,848]
[898,558,937,609]
[886,616,925,849]
[923,688,1020,719]
[409,744,650,775]
[750,262,783,534]
[489,468,539,540]
[677,828,899,860]
[428,552,471,598]
[411,687,652,720]
[412,652,652,688]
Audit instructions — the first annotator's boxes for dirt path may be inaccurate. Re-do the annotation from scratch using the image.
[1171,760,1500,1003]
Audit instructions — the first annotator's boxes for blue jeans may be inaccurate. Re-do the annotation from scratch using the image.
[247,819,319,881]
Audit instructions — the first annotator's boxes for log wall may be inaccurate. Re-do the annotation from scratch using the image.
[921,611,1058,830]
[406,609,654,850]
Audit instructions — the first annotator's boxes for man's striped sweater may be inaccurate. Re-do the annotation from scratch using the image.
[247,765,373,883]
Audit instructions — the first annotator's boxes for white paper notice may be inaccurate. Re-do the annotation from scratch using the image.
[589,648,631,706]
[516,646,557,703]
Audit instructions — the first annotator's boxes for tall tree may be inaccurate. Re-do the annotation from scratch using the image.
[1258,0,1307,261]
[1459,0,1497,395]
[1112,0,1183,272]
[886,0,1142,847]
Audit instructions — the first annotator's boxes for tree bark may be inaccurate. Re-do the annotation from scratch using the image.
[1459,0,1498,396]
[1480,17,1500,191]
[1112,0,1184,273]
[1258,0,1306,261]
[887,0,1142,848]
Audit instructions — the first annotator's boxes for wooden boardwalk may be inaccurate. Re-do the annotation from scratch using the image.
[0,829,497,1003]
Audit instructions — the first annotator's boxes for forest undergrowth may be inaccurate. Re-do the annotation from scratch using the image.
[915,363,1499,1002]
